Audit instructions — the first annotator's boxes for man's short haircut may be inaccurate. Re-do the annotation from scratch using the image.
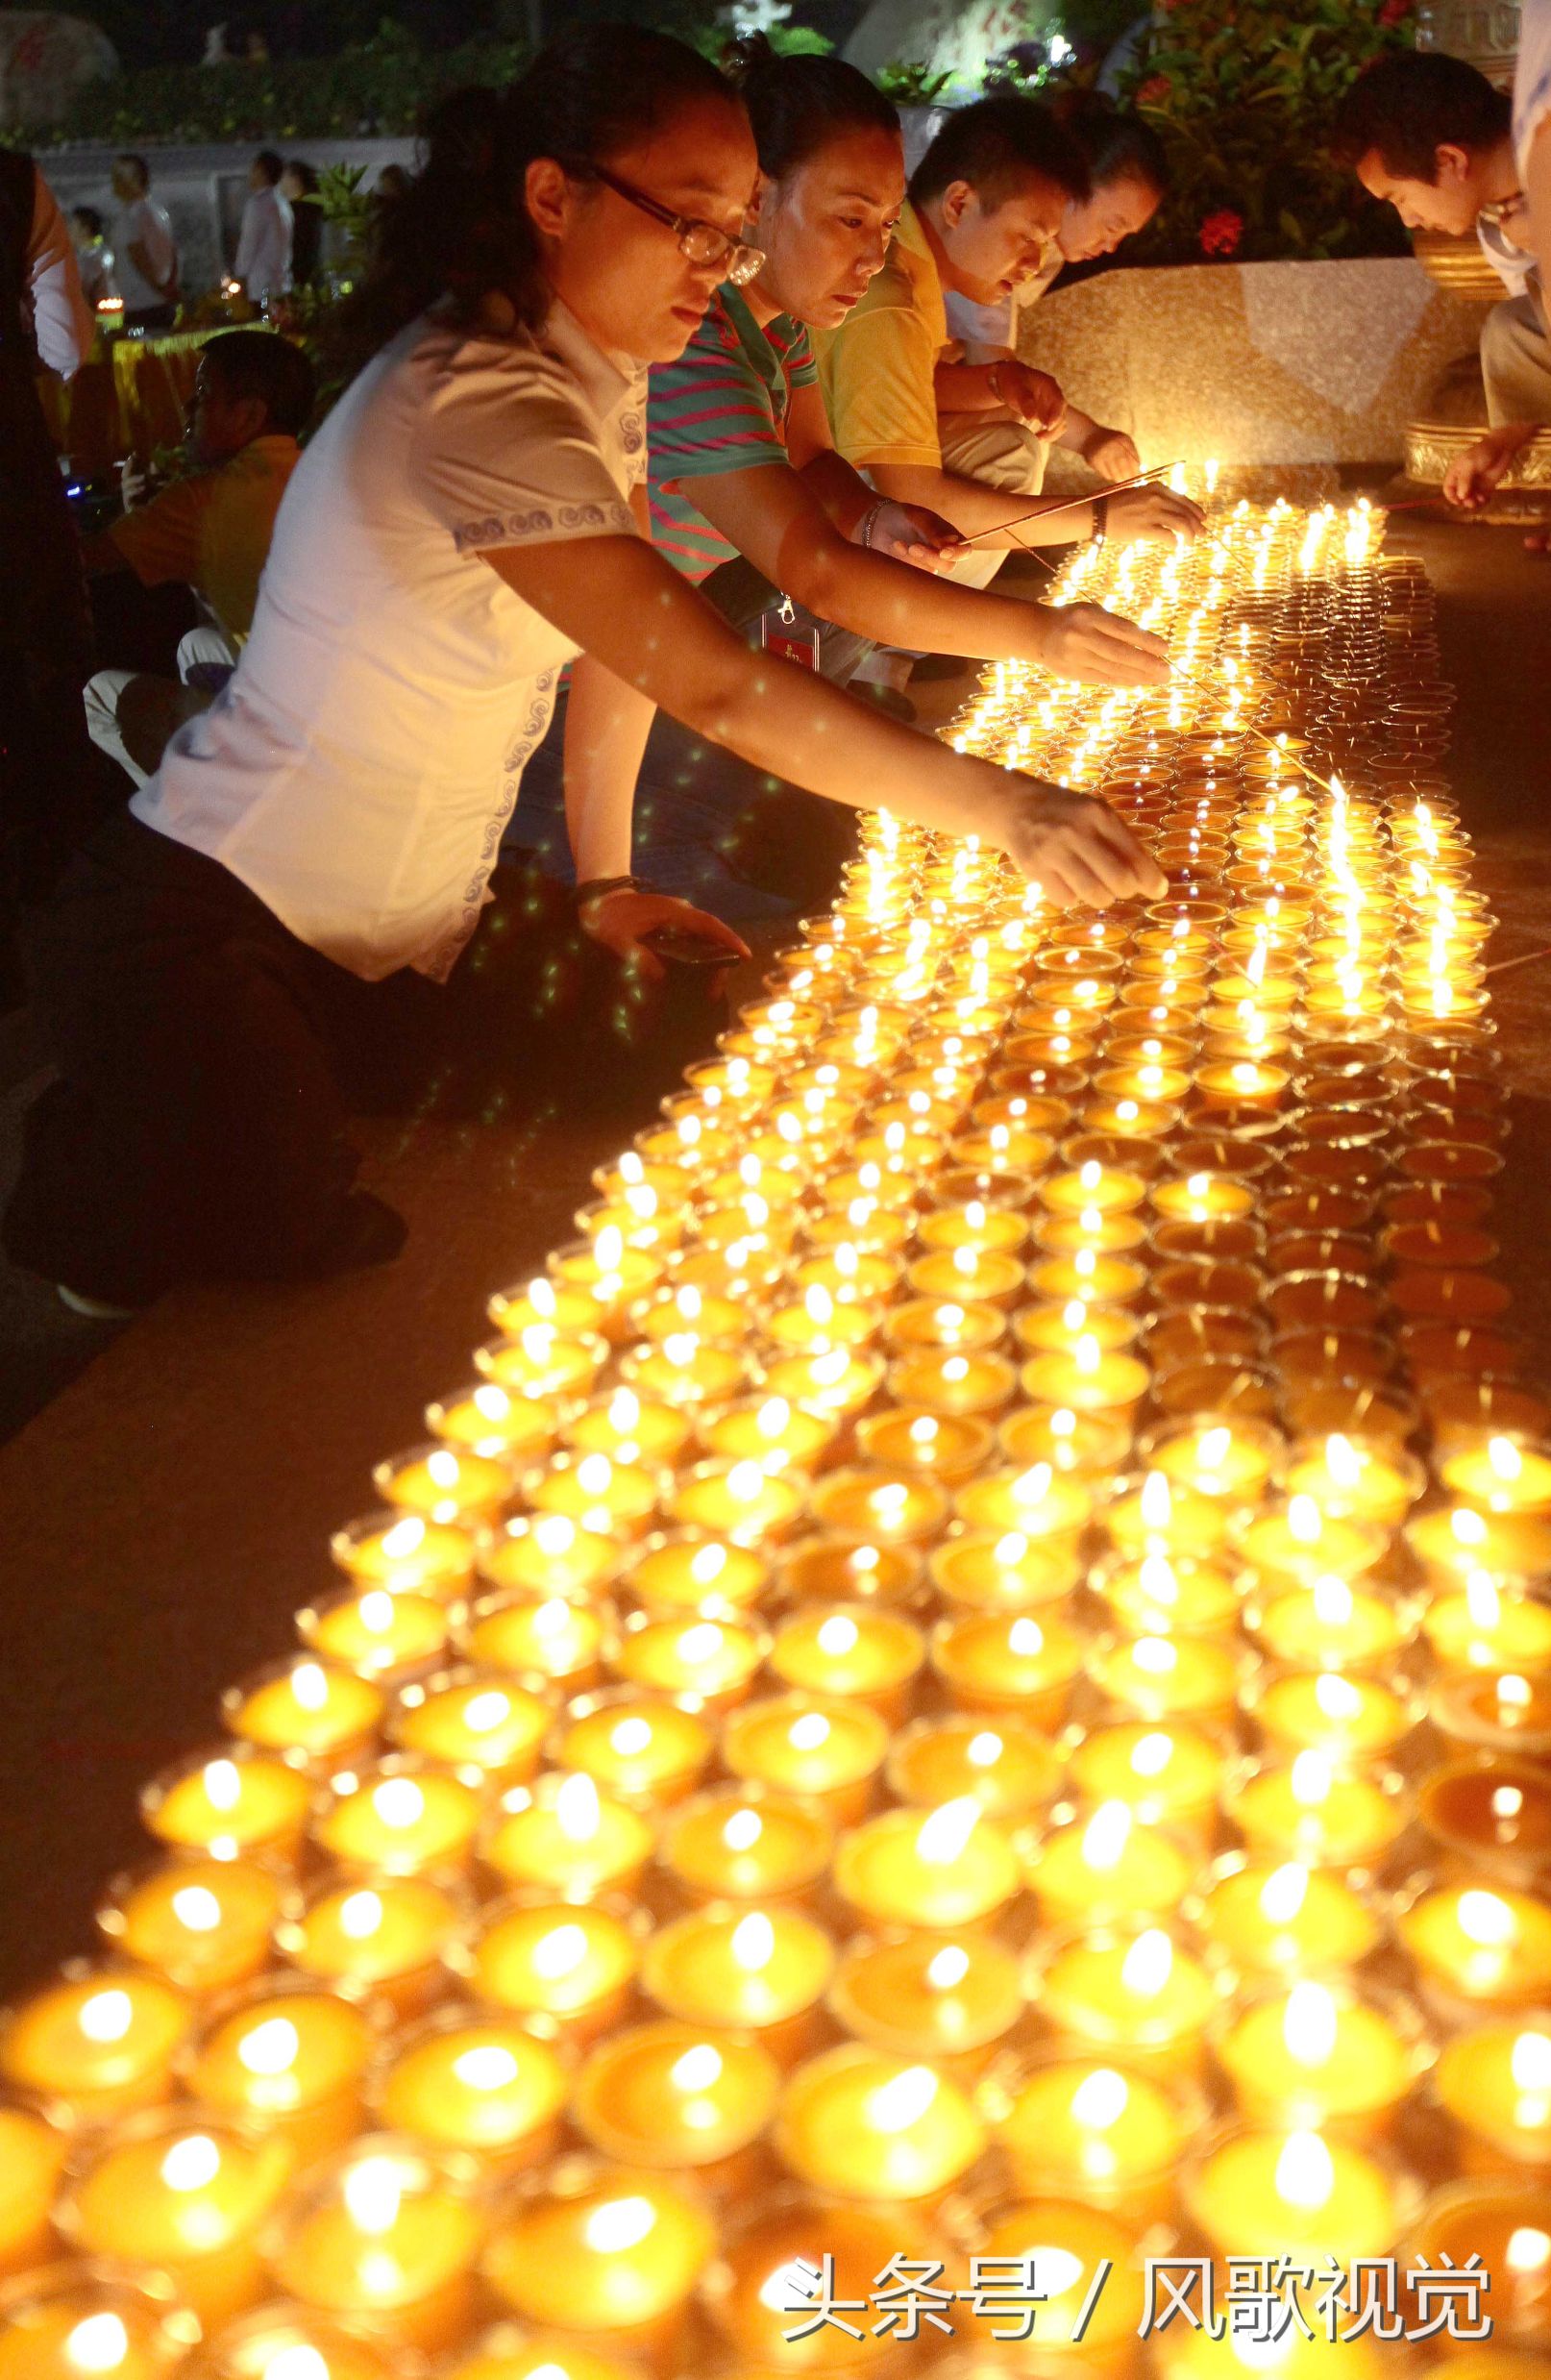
[253,149,284,186]
[911,95,1091,211]
[115,152,151,189]
[204,329,316,437]
[72,204,106,238]
[1331,52,1512,180]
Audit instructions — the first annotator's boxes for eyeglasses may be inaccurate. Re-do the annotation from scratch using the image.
[581,161,765,288]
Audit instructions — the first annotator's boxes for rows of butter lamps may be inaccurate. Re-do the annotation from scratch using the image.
[1,495,1548,2380]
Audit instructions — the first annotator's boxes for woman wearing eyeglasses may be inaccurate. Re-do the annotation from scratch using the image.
[5,23,1165,1315]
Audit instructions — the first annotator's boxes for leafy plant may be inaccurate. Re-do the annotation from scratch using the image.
[1115,0,1416,265]
[875,61,954,107]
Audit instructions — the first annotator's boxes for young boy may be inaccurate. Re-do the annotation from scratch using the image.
[1332,52,1545,514]
[816,95,1198,587]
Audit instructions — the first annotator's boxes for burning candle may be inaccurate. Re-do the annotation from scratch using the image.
[642,1905,836,2058]
[833,1797,1021,1931]
[608,1615,765,1716]
[658,1786,833,1904]
[1249,1668,1416,1762]
[0,2274,199,2380]
[1026,1801,1194,1926]
[224,1660,384,1766]
[774,2045,985,2200]
[1214,1977,1423,2137]
[299,1587,454,1685]
[1185,2124,1403,2262]
[1399,1885,1551,2015]
[374,2011,569,2169]
[887,1715,1065,1821]
[461,1897,640,2043]
[271,2141,486,2353]
[277,1874,462,2017]
[720,1692,888,1823]
[1192,1855,1383,1978]
[96,1857,283,1997]
[767,1605,925,1723]
[313,1763,482,1877]
[142,1751,311,1864]
[331,1513,478,1600]
[482,2165,715,2366]
[0,2104,62,2276]
[460,1585,606,1691]
[1229,1751,1407,1871]
[187,1984,375,2162]
[829,1931,1023,2070]
[1436,2018,1551,2172]
[930,1611,1088,1727]
[572,2021,780,2175]
[1030,1922,1219,2075]
[388,1673,552,1782]
[990,2054,1194,2220]
[554,1695,713,1807]
[1423,1574,1551,1673]
[483,1773,653,1900]
[1070,1721,1225,1838]
[0,1969,190,2120]
[60,2115,293,2330]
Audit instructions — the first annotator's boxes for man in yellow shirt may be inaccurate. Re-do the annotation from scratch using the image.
[818,97,1198,591]
[83,330,313,782]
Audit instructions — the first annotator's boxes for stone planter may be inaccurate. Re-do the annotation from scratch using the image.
[1015,257,1489,467]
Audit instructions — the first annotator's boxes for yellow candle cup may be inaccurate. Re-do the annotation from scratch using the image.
[775,2045,985,2201]
[387,1673,552,1782]
[1436,2017,1551,2171]
[1026,1802,1195,1927]
[887,1714,1065,1821]
[313,1764,482,1877]
[224,1661,385,1766]
[299,1588,454,1686]
[459,1586,606,1691]
[832,1799,1021,1931]
[721,1692,888,1823]
[0,1967,191,2122]
[142,1750,311,1864]
[483,1774,653,1901]
[374,2012,568,2169]
[98,1857,284,1998]
[989,2053,1193,2219]
[659,1786,833,1905]
[331,1513,478,1600]
[62,2115,293,2331]
[1214,1978,1425,2137]
[1070,1721,1225,1838]
[641,1905,836,2052]
[1229,1753,1408,1871]
[0,2104,63,2277]
[1030,1921,1219,2075]
[1088,1631,1244,1725]
[374,1445,514,1525]
[1192,1856,1384,1980]
[1399,1884,1551,2015]
[482,2164,715,2361]
[572,2021,780,2172]
[277,1872,463,2019]
[462,1897,640,2043]
[426,1380,567,1463]
[624,1534,767,1618]
[1184,2121,1404,2263]
[0,2273,199,2380]
[187,1984,376,2164]
[563,1390,694,1471]
[829,1930,1023,2069]
[928,1530,1081,1615]
[554,1696,714,1807]
[768,1604,924,1723]
[272,2140,486,2353]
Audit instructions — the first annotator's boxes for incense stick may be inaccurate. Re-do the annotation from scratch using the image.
[1486,943,1551,978]
[963,462,1184,549]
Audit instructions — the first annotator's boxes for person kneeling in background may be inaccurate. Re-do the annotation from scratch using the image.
[1332,52,1548,534]
[81,330,314,786]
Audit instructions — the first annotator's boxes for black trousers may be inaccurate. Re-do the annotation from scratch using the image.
[3,813,720,1306]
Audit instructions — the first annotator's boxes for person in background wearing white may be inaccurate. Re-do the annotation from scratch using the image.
[1,25,1165,1317]
[69,205,117,316]
[1516,0,1551,283]
[234,150,293,305]
[111,153,179,331]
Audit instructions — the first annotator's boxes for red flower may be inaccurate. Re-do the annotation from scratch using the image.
[1378,0,1412,21]
[1136,74,1171,106]
[1199,208,1243,257]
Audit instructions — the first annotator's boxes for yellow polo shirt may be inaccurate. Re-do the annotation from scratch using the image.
[108,433,301,646]
[815,201,949,471]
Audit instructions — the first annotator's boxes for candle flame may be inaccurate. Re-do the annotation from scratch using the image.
[1507,2226,1551,2274]
[203,1759,242,1814]
[1071,2068,1129,2131]
[1287,1496,1322,1547]
[170,1885,222,1933]
[1139,1472,1173,1530]
[1313,1673,1363,1722]
[723,1807,763,1852]
[867,2064,939,2132]
[292,1661,330,1712]
[78,1989,133,2044]
[1324,1434,1362,1491]
[671,2042,724,2094]
[1120,1928,1172,1996]
[531,1921,589,1980]
[966,1730,1002,1768]
[554,1773,602,1843]
[1311,1574,1354,1628]
[788,1712,831,1752]
[342,2155,405,2236]
[1080,1801,1132,1872]
[1283,1980,1340,2068]
[609,1717,652,1758]
[916,1797,980,1866]
[1458,1889,1516,1947]
[817,1614,860,1658]
[925,1945,971,1992]
[338,1890,383,1941]
[236,2016,300,2077]
[64,2318,131,2375]
[160,2133,222,2192]
[372,1777,426,1831]
[1274,2130,1335,2212]
[730,1912,776,1972]
[1289,1750,1333,1808]
[454,2043,520,2092]
[1258,1863,1310,1925]
[582,2195,656,2253]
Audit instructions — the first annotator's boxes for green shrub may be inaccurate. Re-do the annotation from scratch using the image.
[1115,0,1416,264]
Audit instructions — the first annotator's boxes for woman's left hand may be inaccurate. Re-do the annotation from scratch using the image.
[1082,426,1142,482]
[863,502,967,572]
[579,886,751,983]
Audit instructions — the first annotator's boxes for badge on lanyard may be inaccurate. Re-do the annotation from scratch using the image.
[760,592,820,670]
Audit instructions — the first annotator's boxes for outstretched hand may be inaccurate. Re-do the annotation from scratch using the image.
[580,888,751,984]
[1037,600,1170,688]
[997,781,1169,909]
[865,501,968,573]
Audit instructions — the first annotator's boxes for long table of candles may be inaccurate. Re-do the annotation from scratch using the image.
[3,497,1550,2380]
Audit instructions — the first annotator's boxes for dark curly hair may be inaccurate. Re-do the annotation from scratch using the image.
[334,23,736,370]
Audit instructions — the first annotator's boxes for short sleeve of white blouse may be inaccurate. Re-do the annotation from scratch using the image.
[1515,0,1551,189]
[132,302,648,984]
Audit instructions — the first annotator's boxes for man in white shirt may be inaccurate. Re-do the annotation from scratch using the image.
[1517,0,1551,268]
[111,153,179,331]
[233,150,293,306]
[1332,53,1546,512]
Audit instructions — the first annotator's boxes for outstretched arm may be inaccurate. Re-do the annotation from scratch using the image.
[486,530,1167,909]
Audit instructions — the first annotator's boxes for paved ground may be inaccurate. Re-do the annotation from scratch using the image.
[0,508,1547,1999]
